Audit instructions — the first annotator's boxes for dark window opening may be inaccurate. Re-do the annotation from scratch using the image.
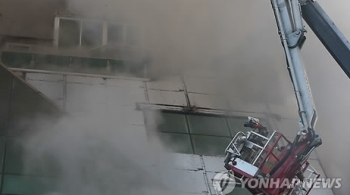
[144,111,262,156]
[58,19,80,47]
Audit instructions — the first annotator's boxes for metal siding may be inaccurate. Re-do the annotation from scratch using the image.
[184,77,222,95]
[159,169,207,194]
[106,86,146,107]
[66,76,105,85]
[66,101,107,115]
[158,153,202,171]
[26,80,64,103]
[148,90,187,106]
[146,76,184,91]
[105,108,145,126]
[66,83,106,103]
[106,78,145,88]
[206,172,227,195]
[202,156,225,172]
[26,73,64,82]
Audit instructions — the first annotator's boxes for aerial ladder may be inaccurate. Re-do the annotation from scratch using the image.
[221,0,350,194]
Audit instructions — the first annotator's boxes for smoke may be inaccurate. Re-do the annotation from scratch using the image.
[63,0,295,105]
[15,1,300,194]
[12,0,350,194]
[62,0,350,194]
[19,111,175,195]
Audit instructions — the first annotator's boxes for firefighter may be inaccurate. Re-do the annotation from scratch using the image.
[244,117,269,147]
[244,116,269,137]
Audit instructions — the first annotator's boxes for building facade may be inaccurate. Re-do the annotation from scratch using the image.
[1,0,348,194]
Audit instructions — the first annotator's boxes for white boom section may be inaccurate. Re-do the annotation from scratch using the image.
[271,0,317,133]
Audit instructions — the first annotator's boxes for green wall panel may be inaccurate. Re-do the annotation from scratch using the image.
[156,112,189,133]
[2,175,57,195]
[156,133,193,154]
[58,19,80,47]
[4,139,24,174]
[0,64,62,193]
[191,135,231,156]
[187,115,230,137]
[1,52,33,68]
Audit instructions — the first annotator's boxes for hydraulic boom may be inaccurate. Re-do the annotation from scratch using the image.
[271,0,318,136]
[219,1,349,194]
[217,0,341,195]
[301,0,350,78]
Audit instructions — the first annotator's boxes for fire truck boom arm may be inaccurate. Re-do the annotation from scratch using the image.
[301,0,350,78]
[271,0,317,134]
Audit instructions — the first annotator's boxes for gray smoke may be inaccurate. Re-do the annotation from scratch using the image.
[65,0,295,105]
[65,1,350,194]
[20,112,173,195]
[15,0,350,194]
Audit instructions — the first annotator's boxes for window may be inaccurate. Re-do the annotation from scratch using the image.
[0,138,60,195]
[1,52,33,67]
[57,18,143,47]
[144,111,257,156]
[58,18,104,48]
[81,21,103,47]
[58,19,80,47]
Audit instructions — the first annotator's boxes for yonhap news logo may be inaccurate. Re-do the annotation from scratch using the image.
[232,177,342,189]
[212,172,236,194]
[212,172,342,194]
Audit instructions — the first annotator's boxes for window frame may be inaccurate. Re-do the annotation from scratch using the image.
[55,17,144,48]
